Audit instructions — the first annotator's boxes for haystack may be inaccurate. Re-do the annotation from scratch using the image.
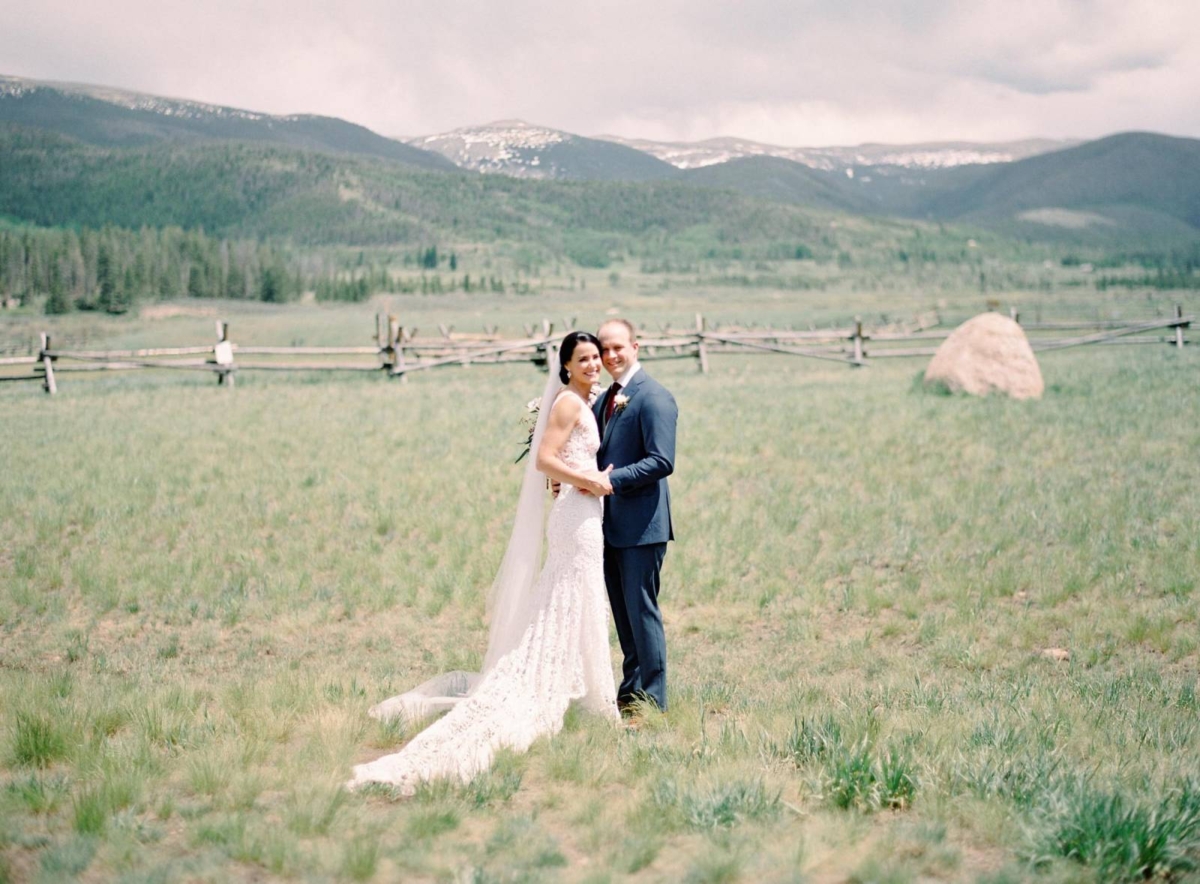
[924,313,1043,399]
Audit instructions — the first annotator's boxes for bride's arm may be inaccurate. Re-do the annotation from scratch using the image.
[536,394,612,496]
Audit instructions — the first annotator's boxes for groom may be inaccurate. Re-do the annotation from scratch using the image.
[593,318,678,714]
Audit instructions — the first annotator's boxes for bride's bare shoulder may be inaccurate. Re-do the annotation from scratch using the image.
[550,389,585,415]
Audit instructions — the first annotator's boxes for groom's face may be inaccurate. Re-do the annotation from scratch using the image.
[599,322,638,381]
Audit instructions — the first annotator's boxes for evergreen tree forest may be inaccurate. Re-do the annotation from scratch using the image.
[0,222,485,314]
[0,224,298,314]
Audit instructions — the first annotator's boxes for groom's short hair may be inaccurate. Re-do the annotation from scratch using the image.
[599,318,637,341]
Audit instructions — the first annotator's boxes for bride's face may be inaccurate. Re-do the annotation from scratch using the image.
[567,342,602,386]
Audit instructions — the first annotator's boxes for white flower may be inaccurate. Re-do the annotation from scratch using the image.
[587,383,603,406]
[517,396,541,463]
[613,393,630,412]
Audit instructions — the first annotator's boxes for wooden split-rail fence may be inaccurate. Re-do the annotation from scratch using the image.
[0,306,1191,395]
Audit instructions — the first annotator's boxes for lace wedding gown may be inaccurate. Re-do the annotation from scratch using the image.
[347,392,618,792]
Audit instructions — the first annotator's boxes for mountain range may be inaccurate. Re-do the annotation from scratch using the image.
[408,120,678,181]
[404,120,1077,180]
[0,75,455,171]
[1,73,1199,248]
[562,133,1074,172]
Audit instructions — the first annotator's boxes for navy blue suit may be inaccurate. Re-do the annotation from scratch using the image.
[593,367,677,711]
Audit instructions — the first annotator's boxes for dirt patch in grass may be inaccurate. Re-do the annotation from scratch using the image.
[139,304,220,320]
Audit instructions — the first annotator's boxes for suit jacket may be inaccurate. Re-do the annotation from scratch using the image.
[593,367,678,548]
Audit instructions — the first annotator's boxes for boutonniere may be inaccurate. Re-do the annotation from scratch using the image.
[613,393,630,413]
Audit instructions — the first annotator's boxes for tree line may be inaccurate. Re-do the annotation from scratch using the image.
[0,222,516,313]
[0,224,299,313]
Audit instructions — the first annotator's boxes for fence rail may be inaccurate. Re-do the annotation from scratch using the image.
[2,307,1191,394]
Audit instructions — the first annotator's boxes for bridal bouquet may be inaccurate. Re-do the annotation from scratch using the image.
[516,397,541,463]
[515,383,602,464]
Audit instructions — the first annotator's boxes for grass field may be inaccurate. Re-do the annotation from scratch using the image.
[2,293,1199,883]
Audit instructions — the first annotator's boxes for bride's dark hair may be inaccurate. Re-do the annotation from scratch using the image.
[557,331,602,384]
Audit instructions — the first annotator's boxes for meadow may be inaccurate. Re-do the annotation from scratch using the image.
[2,289,1199,883]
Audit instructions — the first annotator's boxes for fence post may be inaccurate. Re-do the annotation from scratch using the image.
[695,313,709,374]
[384,315,399,374]
[1010,306,1021,324]
[214,321,234,387]
[1176,304,1187,349]
[39,332,56,395]
[393,321,409,382]
[849,317,867,366]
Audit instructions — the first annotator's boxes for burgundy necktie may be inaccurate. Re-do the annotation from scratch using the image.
[604,382,621,423]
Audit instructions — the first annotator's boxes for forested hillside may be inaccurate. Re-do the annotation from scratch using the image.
[681,156,873,214]
[0,125,831,255]
[0,77,454,170]
[919,132,1200,237]
[4,76,1200,319]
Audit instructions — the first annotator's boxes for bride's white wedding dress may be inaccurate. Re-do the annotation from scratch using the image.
[347,390,618,793]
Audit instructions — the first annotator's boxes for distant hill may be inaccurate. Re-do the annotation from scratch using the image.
[1,74,1197,252]
[673,133,1200,244]
[912,132,1200,239]
[408,120,680,181]
[0,124,831,258]
[596,133,1076,171]
[0,75,455,172]
[681,155,871,214]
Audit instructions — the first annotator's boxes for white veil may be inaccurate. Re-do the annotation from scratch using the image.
[483,347,563,670]
[368,346,562,722]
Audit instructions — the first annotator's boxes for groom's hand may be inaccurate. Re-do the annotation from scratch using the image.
[596,465,614,496]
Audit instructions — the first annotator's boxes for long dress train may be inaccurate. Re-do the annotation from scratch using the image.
[347,393,618,792]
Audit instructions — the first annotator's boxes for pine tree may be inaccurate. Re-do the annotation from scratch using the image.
[95,234,119,312]
[122,267,137,309]
[44,256,70,314]
[260,264,287,302]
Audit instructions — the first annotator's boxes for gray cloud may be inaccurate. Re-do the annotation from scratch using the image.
[2,0,1197,145]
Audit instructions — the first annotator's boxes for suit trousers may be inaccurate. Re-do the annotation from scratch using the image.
[604,542,668,711]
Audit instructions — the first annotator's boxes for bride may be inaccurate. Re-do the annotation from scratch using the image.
[347,332,619,792]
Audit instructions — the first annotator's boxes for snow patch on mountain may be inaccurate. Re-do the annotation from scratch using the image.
[596,134,1076,171]
[0,74,304,124]
[409,120,571,177]
[84,90,272,122]
[0,77,34,99]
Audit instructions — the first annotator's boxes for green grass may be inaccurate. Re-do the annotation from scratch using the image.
[1025,777,1200,881]
[8,711,71,769]
[2,293,1199,881]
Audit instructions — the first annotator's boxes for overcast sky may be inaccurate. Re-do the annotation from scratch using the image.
[3,0,1198,146]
